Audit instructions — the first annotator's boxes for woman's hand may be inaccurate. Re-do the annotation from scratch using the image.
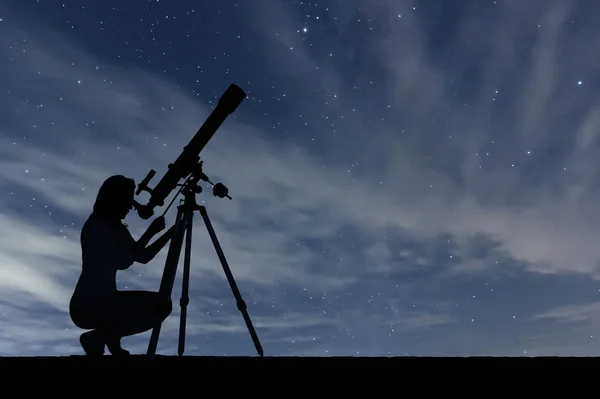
[166,225,176,237]
[148,216,166,235]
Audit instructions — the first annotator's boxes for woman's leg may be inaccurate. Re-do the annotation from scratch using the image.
[69,296,108,356]
[70,291,172,355]
[98,290,172,354]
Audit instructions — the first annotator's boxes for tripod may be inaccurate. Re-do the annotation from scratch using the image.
[146,168,264,359]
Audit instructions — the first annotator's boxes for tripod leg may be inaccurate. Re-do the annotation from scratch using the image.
[178,210,194,356]
[198,206,264,357]
[147,208,188,358]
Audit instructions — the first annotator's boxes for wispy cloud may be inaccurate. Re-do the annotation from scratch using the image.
[532,302,600,324]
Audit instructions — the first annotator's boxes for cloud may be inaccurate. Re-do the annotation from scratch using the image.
[531,301,600,324]
[237,0,600,279]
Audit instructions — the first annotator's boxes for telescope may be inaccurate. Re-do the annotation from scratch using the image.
[132,83,246,219]
[132,83,264,358]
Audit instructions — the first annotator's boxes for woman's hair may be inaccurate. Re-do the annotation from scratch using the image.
[92,175,136,230]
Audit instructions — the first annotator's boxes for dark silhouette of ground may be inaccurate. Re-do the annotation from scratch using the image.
[0,356,595,371]
[70,175,175,356]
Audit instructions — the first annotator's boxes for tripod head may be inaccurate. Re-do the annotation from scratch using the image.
[137,159,231,217]
[179,160,232,200]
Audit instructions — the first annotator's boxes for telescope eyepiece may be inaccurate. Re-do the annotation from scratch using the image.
[133,200,155,220]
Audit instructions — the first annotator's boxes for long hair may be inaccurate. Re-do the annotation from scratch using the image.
[92,175,135,230]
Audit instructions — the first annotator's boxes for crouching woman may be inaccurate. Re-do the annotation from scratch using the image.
[69,175,175,356]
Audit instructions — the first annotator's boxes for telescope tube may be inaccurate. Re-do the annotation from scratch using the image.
[143,84,246,211]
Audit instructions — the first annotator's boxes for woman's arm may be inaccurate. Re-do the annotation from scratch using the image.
[133,227,157,256]
[132,216,167,263]
[135,226,175,264]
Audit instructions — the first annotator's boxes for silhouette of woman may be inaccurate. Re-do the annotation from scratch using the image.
[69,175,175,356]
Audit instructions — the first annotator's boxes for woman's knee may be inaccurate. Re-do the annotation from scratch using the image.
[155,298,172,321]
[165,298,173,318]
[69,299,100,330]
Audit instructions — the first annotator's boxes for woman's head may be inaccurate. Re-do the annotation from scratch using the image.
[93,175,136,224]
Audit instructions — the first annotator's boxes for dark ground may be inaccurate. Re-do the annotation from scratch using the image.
[1,355,599,369]
[1,356,593,394]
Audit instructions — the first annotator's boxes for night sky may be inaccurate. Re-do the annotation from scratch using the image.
[2,0,600,357]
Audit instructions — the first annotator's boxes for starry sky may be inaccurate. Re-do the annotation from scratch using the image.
[2,0,600,357]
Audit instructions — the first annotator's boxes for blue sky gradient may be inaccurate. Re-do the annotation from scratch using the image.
[2,0,600,356]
